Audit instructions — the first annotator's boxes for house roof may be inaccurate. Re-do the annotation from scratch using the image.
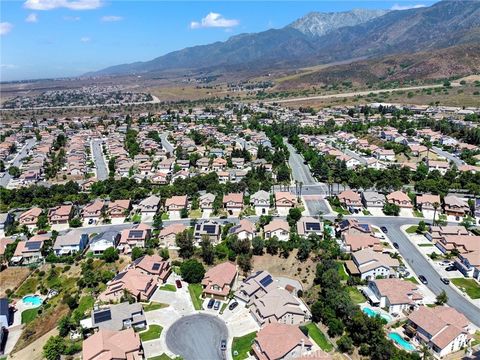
[372,278,423,305]
[223,193,243,204]
[201,262,237,289]
[19,207,42,220]
[264,219,290,233]
[159,223,187,237]
[165,195,187,207]
[139,195,161,207]
[387,191,411,203]
[82,328,141,360]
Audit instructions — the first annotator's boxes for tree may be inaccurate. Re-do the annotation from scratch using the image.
[297,239,312,261]
[287,207,302,227]
[200,236,215,265]
[417,220,426,233]
[152,212,163,229]
[337,335,353,353]
[176,230,195,259]
[43,336,66,360]
[383,203,400,216]
[102,247,119,263]
[252,236,264,255]
[265,236,279,255]
[436,290,448,305]
[237,253,252,273]
[180,259,205,283]
[8,166,20,178]
[131,247,144,261]
[432,201,440,226]
[58,315,73,337]
[68,217,82,228]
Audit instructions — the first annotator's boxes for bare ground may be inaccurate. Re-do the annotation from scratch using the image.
[0,267,32,297]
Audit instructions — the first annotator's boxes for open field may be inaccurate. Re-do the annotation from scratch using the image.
[0,267,31,296]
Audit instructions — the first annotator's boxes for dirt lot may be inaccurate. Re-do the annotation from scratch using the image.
[252,249,316,288]
[0,267,32,297]
[10,328,59,360]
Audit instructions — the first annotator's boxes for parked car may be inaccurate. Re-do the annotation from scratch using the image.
[439,260,451,267]
[207,298,215,309]
[214,300,220,310]
[220,339,227,351]
[392,242,399,249]
[445,265,457,272]
[381,226,388,233]
[441,277,450,285]
[228,301,238,311]
[88,219,94,225]
[419,275,428,284]
[175,279,182,288]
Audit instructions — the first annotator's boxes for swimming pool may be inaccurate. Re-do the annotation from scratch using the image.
[362,307,393,322]
[22,295,43,307]
[388,332,416,351]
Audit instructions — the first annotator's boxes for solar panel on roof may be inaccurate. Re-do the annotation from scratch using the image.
[358,224,370,231]
[93,309,112,323]
[203,225,217,234]
[259,275,273,287]
[25,241,42,250]
[152,263,161,271]
[114,272,126,281]
[129,230,144,238]
[305,222,321,231]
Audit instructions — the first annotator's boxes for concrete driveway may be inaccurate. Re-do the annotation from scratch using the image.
[165,314,228,360]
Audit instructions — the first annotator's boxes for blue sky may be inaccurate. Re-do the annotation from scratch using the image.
[1,0,437,81]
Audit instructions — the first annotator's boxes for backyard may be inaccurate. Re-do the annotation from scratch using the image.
[231,331,257,360]
[301,323,333,352]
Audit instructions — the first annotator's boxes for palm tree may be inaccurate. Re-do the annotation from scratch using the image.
[432,201,440,226]
[420,344,432,360]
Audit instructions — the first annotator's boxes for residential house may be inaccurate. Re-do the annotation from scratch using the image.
[341,233,381,253]
[194,221,221,244]
[131,254,171,283]
[350,248,399,280]
[165,195,188,218]
[18,207,42,228]
[364,278,423,314]
[82,200,104,225]
[406,306,472,358]
[48,205,73,225]
[0,298,11,349]
[275,192,296,216]
[212,157,227,171]
[338,190,362,210]
[250,288,308,326]
[375,148,396,161]
[138,195,161,217]
[159,223,187,248]
[99,268,157,302]
[264,219,290,242]
[118,224,151,254]
[107,200,131,219]
[416,194,441,211]
[361,191,386,209]
[252,323,314,360]
[82,328,142,360]
[443,195,470,217]
[426,226,469,243]
[387,191,413,209]
[296,217,323,238]
[201,262,238,301]
[53,230,89,256]
[90,231,120,255]
[251,190,270,216]
[10,235,48,265]
[223,193,244,216]
[235,270,276,305]
[428,161,450,175]
[199,193,215,212]
[229,219,256,241]
[86,302,146,332]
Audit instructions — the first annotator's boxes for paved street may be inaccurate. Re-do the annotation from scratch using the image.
[165,314,228,360]
[0,138,36,187]
[286,142,318,186]
[432,146,464,166]
[91,139,108,180]
[160,133,174,154]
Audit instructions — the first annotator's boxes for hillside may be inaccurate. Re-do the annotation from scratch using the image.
[276,44,480,89]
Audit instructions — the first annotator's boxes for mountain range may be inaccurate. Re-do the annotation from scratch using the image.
[90,1,480,78]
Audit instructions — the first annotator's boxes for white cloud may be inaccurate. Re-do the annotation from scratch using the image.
[190,12,239,29]
[391,3,426,10]
[0,22,13,36]
[80,36,90,42]
[0,64,18,69]
[24,0,102,11]
[25,13,39,23]
[101,15,123,22]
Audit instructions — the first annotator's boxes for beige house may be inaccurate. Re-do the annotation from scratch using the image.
[416,194,440,211]
[19,207,42,228]
[386,191,413,208]
[82,328,142,360]
[338,190,362,210]
[264,219,290,242]
[443,195,470,217]
[223,193,243,216]
[107,200,131,219]
[159,223,187,247]
[48,205,73,225]
[201,262,238,300]
[275,192,296,216]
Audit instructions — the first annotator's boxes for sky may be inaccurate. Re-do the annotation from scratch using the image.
[0,0,437,81]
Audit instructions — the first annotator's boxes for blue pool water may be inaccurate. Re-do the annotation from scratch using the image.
[388,332,416,351]
[362,307,393,322]
[22,295,43,307]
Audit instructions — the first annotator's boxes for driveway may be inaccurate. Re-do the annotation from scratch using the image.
[165,314,228,360]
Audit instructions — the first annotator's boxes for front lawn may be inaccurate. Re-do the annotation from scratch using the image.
[451,278,480,299]
[232,331,257,360]
[301,323,333,352]
[148,354,182,360]
[131,213,142,223]
[406,225,418,234]
[188,283,203,310]
[161,213,170,220]
[413,210,423,218]
[362,210,371,216]
[347,287,366,304]
[188,209,202,219]
[140,324,163,342]
[158,284,177,292]
[21,307,41,324]
[143,302,169,312]
[405,277,419,284]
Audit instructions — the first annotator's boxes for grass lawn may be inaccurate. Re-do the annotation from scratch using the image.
[131,213,142,223]
[301,323,333,352]
[472,331,480,346]
[77,295,94,314]
[148,354,182,360]
[219,302,228,314]
[188,283,203,310]
[413,210,423,218]
[21,307,41,324]
[140,324,163,342]
[231,331,257,360]
[143,302,169,312]
[362,210,371,215]
[451,278,480,299]
[161,213,170,220]
[405,277,419,284]
[336,262,349,281]
[332,205,350,215]
[347,287,366,304]
[158,284,177,292]
[418,243,434,247]
[15,277,38,297]
[189,209,202,219]
[406,225,418,234]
